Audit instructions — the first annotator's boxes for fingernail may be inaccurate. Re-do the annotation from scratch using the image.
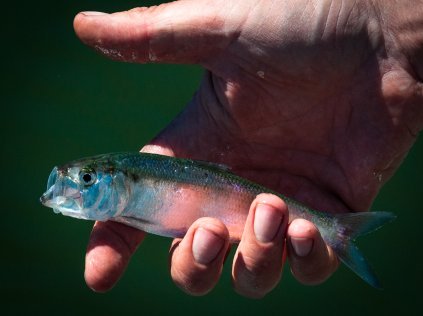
[291,237,313,257]
[254,203,283,243]
[81,11,108,16]
[192,228,224,264]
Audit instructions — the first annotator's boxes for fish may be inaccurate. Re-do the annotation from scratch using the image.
[40,152,395,288]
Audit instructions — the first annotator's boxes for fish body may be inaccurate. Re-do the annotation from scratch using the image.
[40,152,395,288]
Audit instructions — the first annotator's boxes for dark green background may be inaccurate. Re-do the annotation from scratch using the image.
[2,1,422,315]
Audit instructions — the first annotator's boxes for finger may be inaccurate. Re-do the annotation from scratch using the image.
[232,193,288,299]
[73,0,249,64]
[170,217,230,296]
[85,221,145,292]
[287,219,338,285]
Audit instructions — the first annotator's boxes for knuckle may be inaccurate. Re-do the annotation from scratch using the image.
[233,269,278,299]
[292,264,328,285]
[171,266,214,296]
[291,251,338,285]
[233,252,282,298]
[127,7,150,15]
[245,255,274,276]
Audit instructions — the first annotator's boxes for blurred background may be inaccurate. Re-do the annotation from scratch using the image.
[2,0,421,315]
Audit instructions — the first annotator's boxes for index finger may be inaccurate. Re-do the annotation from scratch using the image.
[84,221,145,292]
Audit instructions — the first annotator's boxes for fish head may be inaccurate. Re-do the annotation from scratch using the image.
[40,158,128,221]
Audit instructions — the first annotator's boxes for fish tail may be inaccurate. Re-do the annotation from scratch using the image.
[328,211,396,289]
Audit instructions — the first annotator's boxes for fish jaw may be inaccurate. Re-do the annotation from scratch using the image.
[40,189,87,219]
[40,167,88,219]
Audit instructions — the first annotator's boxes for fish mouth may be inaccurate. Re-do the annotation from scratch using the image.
[40,167,88,220]
[40,187,88,219]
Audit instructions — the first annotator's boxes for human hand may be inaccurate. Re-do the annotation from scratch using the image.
[74,0,423,297]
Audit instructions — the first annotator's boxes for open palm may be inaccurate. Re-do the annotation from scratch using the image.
[74,0,422,297]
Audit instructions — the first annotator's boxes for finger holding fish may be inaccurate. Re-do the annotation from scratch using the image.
[84,221,145,292]
[169,217,230,295]
[287,219,339,286]
[232,194,288,298]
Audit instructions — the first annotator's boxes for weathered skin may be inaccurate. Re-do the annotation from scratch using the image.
[41,152,395,288]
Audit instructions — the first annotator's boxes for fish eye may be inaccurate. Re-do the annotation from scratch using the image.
[79,169,97,186]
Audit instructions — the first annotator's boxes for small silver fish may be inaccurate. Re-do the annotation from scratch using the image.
[40,152,395,288]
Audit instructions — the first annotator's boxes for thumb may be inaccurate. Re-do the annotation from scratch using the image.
[73,0,248,64]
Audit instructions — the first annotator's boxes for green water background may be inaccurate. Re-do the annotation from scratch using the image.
[2,1,422,315]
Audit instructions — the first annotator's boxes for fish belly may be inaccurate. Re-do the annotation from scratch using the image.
[121,179,256,241]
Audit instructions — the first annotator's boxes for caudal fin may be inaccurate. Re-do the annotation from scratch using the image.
[328,212,396,289]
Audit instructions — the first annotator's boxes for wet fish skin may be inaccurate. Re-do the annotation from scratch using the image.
[40,152,395,288]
